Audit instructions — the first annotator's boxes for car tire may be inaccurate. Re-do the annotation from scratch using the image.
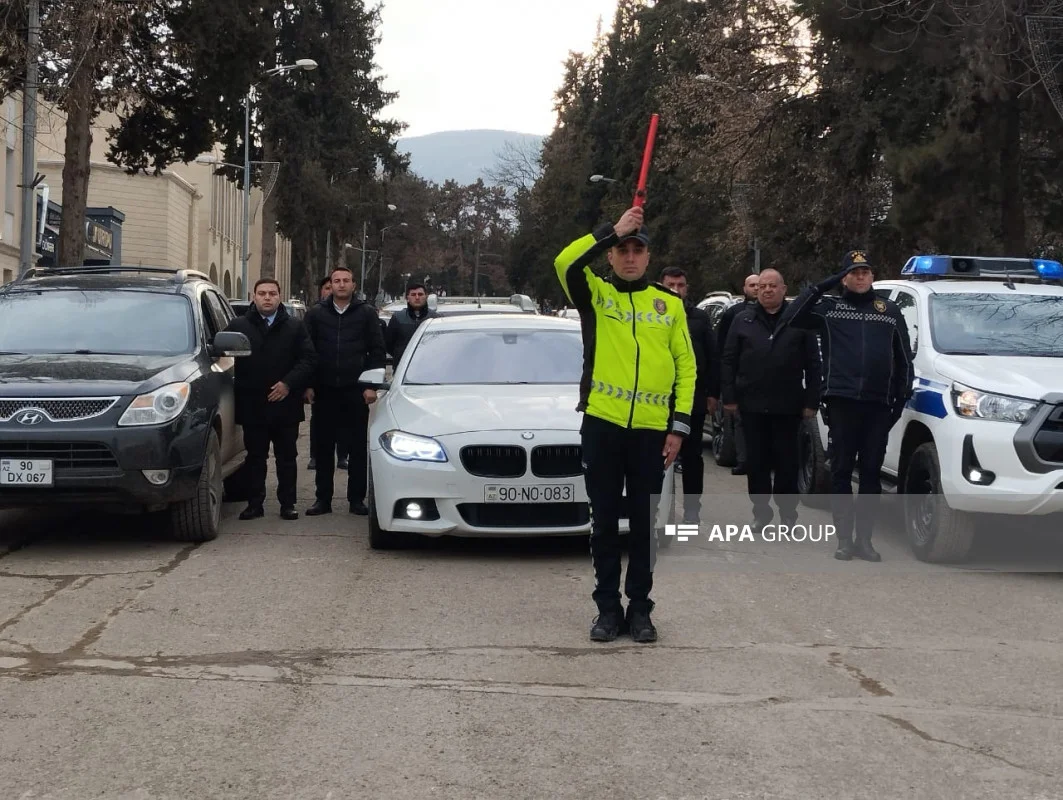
[798,415,831,509]
[902,442,976,563]
[368,465,419,550]
[713,410,737,467]
[171,429,222,543]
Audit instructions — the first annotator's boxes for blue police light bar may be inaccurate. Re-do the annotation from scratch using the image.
[901,255,1060,280]
[1033,259,1063,280]
[901,256,950,275]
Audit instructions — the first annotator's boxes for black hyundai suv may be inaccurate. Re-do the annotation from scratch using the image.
[0,266,252,542]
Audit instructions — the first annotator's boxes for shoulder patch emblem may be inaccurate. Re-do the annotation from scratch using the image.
[873,299,887,313]
[654,298,666,314]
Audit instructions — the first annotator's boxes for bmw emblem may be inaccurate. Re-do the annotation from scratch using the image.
[14,410,45,426]
[521,432,534,440]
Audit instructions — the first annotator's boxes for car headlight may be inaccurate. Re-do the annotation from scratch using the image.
[118,382,192,426]
[380,430,447,462]
[952,383,1037,423]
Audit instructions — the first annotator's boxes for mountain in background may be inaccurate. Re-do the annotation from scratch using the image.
[397,129,545,185]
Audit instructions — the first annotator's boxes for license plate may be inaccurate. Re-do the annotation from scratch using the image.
[1,458,54,487]
[484,484,575,503]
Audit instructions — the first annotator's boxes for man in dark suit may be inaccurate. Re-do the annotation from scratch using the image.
[225,278,317,520]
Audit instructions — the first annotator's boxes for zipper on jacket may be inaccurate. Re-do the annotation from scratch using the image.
[627,293,640,428]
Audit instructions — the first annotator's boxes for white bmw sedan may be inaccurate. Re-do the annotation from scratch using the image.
[358,314,626,549]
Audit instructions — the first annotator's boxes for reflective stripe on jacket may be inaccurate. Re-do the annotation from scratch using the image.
[554,224,697,435]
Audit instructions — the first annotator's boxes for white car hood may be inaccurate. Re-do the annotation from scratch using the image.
[933,355,1063,402]
[390,384,582,436]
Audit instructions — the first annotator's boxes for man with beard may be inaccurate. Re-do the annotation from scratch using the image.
[303,266,387,517]
[659,267,719,524]
[777,251,914,561]
[385,282,438,365]
[715,273,760,476]
[226,278,317,521]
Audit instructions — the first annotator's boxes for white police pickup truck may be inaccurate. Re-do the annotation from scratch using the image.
[798,255,1063,562]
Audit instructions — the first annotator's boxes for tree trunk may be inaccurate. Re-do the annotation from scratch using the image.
[56,26,98,268]
[1000,92,1025,254]
[259,136,278,278]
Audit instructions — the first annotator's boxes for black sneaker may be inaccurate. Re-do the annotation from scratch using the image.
[590,610,626,642]
[627,609,658,643]
[337,458,349,471]
[349,501,368,515]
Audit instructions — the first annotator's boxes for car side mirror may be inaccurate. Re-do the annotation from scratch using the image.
[359,367,390,390]
[211,331,251,357]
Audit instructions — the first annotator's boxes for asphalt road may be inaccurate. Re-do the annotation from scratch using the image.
[2,433,1062,799]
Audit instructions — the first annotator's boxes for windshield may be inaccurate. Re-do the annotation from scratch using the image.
[0,290,196,356]
[404,328,584,384]
[929,293,1063,357]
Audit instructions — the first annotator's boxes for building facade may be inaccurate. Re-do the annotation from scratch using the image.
[0,92,293,301]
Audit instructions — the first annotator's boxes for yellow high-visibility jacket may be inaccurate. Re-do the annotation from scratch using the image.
[554,224,697,436]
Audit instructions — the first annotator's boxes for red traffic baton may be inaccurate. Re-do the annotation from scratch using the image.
[633,113,660,208]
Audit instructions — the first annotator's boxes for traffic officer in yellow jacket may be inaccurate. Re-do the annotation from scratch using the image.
[555,205,697,643]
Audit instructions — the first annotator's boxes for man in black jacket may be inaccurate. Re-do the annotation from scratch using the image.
[307,275,349,472]
[225,278,317,521]
[778,250,914,561]
[385,282,438,365]
[722,269,820,531]
[660,267,720,523]
[303,266,388,516]
[715,273,760,476]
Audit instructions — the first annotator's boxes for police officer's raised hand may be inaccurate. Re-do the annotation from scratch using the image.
[614,207,644,238]
[663,433,683,468]
[268,381,289,402]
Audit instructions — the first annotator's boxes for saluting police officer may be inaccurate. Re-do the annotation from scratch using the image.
[778,251,914,561]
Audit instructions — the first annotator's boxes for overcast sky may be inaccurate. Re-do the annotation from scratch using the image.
[375,0,619,139]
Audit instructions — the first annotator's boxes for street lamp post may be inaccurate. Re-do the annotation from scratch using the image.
[239,58,317,296]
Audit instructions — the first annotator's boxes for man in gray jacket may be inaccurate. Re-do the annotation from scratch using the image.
[385,283,438,365]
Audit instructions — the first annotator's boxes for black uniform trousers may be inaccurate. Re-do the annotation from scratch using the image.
[243,424,300,508]
[679,410,706,509]
[825,397,893,541]
[310,405,349,461]
[581,413,666,615]
[741,412,801,523]
[313,386,369,505]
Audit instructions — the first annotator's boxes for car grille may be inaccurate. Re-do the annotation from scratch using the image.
[0,441,120,471]
[0,398,118,422]
[1034,405,1063,464]
[457,502,590,528]
[460,445,526,478]
[530,445,582,477]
